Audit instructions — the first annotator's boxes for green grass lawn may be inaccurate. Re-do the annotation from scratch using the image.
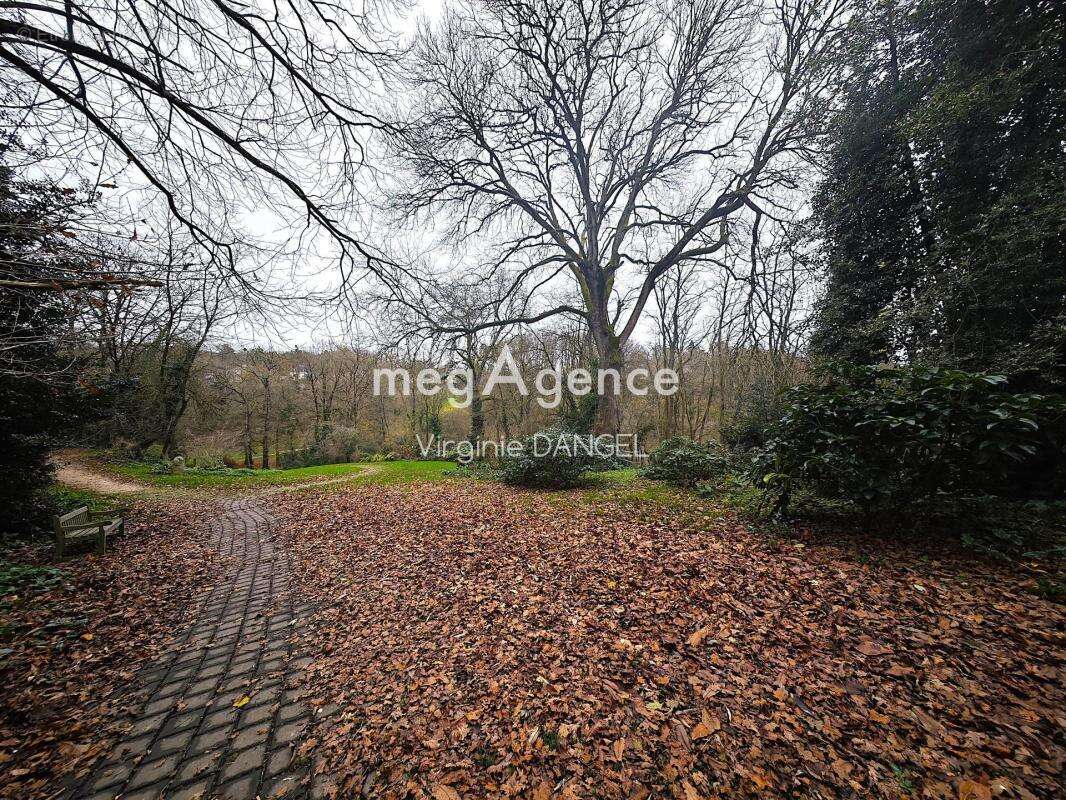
[355,459,456,485]
[110,459,455,490]
[48,485,125,513]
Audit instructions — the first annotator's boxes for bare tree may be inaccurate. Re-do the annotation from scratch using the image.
[247,349,281,468]
[0,0,403,291]
[390,0,844,430]
[379,275,523,444]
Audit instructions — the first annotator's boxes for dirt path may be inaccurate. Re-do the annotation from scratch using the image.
[254,465,383,495]
[54,457,144,494]
[52,450,382,498]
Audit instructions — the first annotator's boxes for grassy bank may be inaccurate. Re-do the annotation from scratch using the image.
[110,459,455,490]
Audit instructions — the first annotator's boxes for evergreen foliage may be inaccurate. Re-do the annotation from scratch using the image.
[812,0,1065,387]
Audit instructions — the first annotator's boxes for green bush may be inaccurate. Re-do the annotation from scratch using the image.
[951,498,1066,562]
[498,427,607,488]
[753,364,1066,515]
[720,416,770,452]
[446,461,499,480]
[0,561,62,596]
[642,436,730,487]
[192,452,228,471]
[147,459,173,475]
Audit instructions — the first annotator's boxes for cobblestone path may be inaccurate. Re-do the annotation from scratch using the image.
[73,500,322,800]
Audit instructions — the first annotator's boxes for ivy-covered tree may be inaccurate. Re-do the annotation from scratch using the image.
[812,0,1066,388]
[0,156,89,537]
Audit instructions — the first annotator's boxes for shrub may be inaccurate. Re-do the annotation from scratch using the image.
[753,364,1066,515]
[952,498,1066,562]
[446,461,499,480]
[278,448,313,469]
[642,436,730,486]
[147,460,173,475]
[498,427,605,488]
[192,452,227,471]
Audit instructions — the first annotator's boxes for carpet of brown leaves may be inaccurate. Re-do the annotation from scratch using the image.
[0,501,224,798]
[269,482,1063,800]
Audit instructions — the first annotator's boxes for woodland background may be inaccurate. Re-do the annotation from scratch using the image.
[1,0,1063,542]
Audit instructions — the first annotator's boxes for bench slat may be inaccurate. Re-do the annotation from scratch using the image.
[54,509,125,558]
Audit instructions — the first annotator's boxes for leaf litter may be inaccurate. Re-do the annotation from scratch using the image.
[0,500,224,798]
[266,482,1063,799]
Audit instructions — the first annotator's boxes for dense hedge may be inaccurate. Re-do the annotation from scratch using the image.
[641,436,730,486]
[752,365,1065,514]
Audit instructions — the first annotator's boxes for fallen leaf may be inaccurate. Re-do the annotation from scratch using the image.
[856,639,892,657]
[958,780,992,800]
[688,625,714,647]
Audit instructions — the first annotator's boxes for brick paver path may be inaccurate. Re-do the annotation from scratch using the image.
[74,500,322,800]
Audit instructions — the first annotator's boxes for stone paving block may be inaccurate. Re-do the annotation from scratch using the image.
[274,720,307,745]
[187,674,221,697]
[115,733,154,759]
[143,694,181,717]
[199,707,235,733]
[280,688,306,705]
[122,783,169,800]
[154,727,196,755]
[261,773,307,799]
[173,750,219,783]
[276,702,306,724]
[211,689,243,709]
[238,701,274,727]
[140,667,170,685]
[128,712,169,737]
[205,645,232,662]
[188,725,232,757]
[219,674,254,694]
[126,753,179,790]
[221,743,267,782]
[266,745,294,777]
[231,723,269,751]
[260,656,285,675]
[251,684,282,706]
[160,709,203,736]
[229,655,259,675]
[68,500,322,800]
[216,773,259,800]
[167,777,213,799]
[88,761,133,792]
[153,679,187,700]
[182,688,216,711]
[168,665,198,682]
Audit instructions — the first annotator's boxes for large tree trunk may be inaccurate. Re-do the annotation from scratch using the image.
[159,396,187,457]
[469,392,485,447]
[591,318,624,434]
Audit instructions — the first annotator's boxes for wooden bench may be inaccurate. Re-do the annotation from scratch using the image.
[53,506,126,559]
